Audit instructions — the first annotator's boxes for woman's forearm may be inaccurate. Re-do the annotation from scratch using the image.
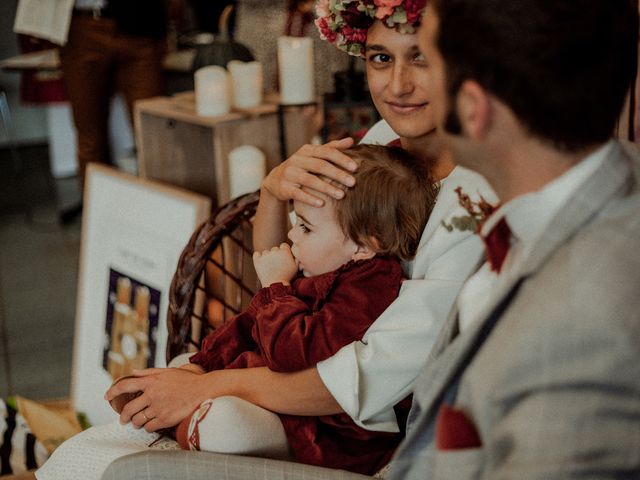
[253,187,289,252]
[204,366,343,416]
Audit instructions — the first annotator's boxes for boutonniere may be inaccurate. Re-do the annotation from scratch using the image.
[442,187,497,233]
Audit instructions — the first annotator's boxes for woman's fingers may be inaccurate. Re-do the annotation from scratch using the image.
[119,391,149,425]
[262,138,358,205]
[143,416,162,433]
[288,181,334,206]
[294,143,358,179]
[130,408,153,429]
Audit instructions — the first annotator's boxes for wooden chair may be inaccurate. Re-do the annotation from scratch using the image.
[165,190,260,362]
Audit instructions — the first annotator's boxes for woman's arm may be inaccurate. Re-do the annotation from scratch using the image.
[105,365,342,432]
[253,138,357,252]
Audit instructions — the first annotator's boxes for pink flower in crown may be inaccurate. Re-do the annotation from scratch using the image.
[405,0,428,24]
[342,25,368,44]
[374,0,403,19]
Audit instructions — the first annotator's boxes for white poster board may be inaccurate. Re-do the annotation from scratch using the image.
[71,164,211,426]
[13,0,74,46]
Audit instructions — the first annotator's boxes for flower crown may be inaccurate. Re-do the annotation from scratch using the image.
[315,0,427,57]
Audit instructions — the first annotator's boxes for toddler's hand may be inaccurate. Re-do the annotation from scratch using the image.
[253,243,298,287]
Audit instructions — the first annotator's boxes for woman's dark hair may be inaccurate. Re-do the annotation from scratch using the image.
[431,0,639,151]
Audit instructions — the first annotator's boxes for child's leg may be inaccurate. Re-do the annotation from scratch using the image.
[166,352,194,368]
[176,396,291,459]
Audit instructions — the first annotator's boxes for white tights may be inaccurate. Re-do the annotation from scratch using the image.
[185,396,291,459]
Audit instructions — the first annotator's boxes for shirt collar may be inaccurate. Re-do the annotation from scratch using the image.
[481,141,614,249]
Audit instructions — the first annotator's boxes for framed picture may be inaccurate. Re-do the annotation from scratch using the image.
[71,164,211,426]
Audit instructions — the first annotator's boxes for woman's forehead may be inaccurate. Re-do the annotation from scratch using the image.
[365,21,420,51]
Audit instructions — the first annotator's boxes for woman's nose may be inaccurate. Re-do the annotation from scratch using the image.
[390,64,413,96]
[287,227,297,242]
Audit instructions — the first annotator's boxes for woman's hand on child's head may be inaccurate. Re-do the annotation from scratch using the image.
[262,138,358,207]
[253,243,298,287]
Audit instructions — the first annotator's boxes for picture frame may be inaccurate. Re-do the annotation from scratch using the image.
[71,164,211,426]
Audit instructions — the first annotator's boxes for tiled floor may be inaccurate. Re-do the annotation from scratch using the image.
[0,144,81,400]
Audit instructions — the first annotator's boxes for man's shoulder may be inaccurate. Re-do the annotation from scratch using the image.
[566,141,640,270]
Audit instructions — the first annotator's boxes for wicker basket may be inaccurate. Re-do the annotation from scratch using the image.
[166,190,260,362]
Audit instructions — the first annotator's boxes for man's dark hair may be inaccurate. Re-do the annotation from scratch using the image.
[431,0,639,151]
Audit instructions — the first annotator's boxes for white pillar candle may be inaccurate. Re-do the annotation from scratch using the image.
[228,145,267,198]
[228,60,264,109]
[277,36,315,105]
[194,66,231,116]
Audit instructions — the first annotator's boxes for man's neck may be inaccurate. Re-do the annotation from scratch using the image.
[482,138,604,203]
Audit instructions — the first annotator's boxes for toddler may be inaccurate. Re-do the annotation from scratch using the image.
[175,144,438,475]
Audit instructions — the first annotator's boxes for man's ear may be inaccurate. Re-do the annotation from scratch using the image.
[351,237,379,261]
[457,80,492,140]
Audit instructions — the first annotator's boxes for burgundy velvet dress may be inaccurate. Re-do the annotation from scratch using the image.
[189,256,411,475]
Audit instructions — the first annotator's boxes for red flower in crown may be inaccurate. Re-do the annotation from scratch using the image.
[316,17,338,42]
[315,0,427,57]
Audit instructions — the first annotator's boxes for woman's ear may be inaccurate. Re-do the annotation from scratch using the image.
[351,237,379,261]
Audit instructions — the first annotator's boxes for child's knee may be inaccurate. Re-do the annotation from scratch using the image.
[178,396,290,458]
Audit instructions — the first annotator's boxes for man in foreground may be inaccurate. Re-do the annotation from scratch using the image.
[390,0,640,478]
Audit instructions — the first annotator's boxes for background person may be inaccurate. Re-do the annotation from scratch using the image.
[60,0,174,195]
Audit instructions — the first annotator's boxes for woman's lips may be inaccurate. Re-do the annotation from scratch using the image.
[386,102,428,114]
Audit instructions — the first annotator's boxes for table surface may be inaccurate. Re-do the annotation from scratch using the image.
[0,48,196,73]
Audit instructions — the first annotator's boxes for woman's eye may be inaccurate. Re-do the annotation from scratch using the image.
[299,223,310,233]
[367,53,391,64]
[413,52,427,63]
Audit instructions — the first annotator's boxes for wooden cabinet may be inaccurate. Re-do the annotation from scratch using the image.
[134,92,313,206]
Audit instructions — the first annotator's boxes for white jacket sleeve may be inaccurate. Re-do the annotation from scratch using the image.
[317,166,497,431]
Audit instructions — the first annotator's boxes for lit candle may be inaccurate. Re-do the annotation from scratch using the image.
[228,145,267,198]
[228,60,264,109]
[194,66,231,116]
[277,36,315,105]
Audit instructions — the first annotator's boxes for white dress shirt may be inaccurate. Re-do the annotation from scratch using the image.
[457,141,614,333]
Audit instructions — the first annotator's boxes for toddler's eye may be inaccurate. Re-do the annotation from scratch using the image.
[299,223,310,233]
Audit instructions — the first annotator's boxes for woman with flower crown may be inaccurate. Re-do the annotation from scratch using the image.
[79,1,496,479]
[251,0,496,445]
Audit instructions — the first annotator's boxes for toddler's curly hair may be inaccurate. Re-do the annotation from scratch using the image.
[330,144,438,261]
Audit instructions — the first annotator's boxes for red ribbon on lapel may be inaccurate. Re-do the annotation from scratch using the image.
[435,404,482,450]
[482,217,512,273]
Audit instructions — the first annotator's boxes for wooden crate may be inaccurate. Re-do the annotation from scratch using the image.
[135,92,314,206]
